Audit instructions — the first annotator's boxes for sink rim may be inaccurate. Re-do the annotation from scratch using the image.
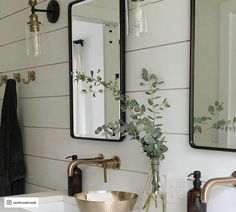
[74,190,139,203]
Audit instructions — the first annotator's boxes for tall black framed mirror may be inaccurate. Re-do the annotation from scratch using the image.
[68,0,125,142]
[190,0,236,152]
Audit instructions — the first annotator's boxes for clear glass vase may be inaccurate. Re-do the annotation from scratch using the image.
[142,159,167,212]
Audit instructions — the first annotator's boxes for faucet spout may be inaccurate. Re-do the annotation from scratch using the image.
[68,154,105,177]
[67,154,121,183]
[201,171,236,203]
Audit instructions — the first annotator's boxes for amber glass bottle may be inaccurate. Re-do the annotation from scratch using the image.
[187,171,206,212]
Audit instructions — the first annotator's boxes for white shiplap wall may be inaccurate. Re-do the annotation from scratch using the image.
[1,0,236,211]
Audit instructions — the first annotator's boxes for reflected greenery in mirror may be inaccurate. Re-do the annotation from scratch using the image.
[194,101,236,134]
[190,0,236,151]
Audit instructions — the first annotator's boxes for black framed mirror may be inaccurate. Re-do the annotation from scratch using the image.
[68,0,125,142]
[190,0,236,152]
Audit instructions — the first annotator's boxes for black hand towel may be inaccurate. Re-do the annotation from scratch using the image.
[0,79,26,196]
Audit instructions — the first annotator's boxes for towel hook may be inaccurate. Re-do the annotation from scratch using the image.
[0,75,8,86]
[13,73,21,83]
[0,76,4,87]
[22,71,36,84]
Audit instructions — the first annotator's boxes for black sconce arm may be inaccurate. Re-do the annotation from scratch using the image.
[29,0,60,23]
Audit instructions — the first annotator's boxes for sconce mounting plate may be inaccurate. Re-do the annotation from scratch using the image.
[47,0,60,23]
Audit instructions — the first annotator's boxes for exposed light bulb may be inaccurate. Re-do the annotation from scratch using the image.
[26,14,42,56]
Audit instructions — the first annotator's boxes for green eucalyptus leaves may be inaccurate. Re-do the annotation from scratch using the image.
[75,68,170,161]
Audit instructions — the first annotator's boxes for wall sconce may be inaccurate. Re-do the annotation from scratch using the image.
[126,0,151,36]
[26,0,60,56]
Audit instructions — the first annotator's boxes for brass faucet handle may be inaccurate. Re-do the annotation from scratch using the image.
[102,162,108,183]
[105,156,121,170]
[97,154,105,160]
[101,156,121,183]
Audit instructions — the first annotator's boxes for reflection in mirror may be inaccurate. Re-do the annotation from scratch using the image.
[69,0,125,141]
[190,0,236,151]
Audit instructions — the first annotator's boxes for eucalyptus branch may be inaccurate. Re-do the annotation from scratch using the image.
[149,78,156,126]
[75,68,170,160]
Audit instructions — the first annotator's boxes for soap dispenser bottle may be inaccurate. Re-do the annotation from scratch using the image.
[66,155,82,196]
[187,171,206,212]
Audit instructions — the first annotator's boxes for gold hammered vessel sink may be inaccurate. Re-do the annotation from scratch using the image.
[74,191,138,212]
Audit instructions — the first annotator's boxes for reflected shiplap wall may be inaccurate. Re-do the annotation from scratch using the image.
[1,0,236,211]
[194,0,220,147]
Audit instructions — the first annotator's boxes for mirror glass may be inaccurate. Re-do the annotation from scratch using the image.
[190,0,236,151]
[69,0,125,141]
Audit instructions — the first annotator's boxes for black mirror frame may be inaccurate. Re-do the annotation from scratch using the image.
[189,0,236,152]
[68,0,126,142]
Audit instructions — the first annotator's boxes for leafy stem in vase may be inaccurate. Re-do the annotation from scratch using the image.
[75,68,170,211]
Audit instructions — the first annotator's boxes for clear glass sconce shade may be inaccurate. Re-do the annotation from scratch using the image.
[127,0,151,36]
[25,23,42,57]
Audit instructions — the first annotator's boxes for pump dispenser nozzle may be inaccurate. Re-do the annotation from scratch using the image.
[188,171,202,189]
[66,155,78,160]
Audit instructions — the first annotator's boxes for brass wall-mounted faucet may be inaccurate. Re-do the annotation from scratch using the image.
[67,154,121,183]
[201,171,236,203]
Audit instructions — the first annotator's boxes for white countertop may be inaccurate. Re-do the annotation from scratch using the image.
[0,191,142,212]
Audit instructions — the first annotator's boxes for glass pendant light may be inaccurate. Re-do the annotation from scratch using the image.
[26,0,60,56]
[127,0,151,36]
[26,13,42,56]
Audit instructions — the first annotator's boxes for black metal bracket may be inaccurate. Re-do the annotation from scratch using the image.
[31,0,60,23]
[73,39,84,46]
